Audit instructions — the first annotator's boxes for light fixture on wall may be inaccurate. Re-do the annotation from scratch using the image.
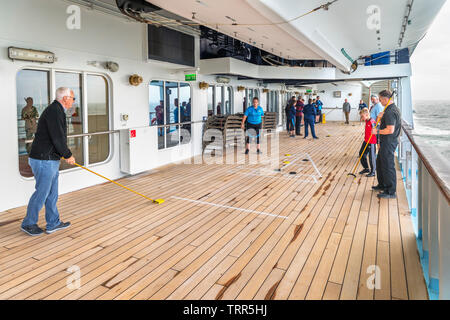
[237,86,245,92]
[262,89,269,93]
[8,47,56,63]
[199,82,209,90]
[216,76,230,84]
[87,60,119,72]
[129,74,143,86]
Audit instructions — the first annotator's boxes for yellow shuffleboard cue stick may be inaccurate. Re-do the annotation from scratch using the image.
[66,160,164,204]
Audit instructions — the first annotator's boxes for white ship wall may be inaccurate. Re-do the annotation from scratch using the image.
[0,0,281,212]
[311,82,364,122]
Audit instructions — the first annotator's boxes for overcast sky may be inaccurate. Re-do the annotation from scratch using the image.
[411,1,450,101]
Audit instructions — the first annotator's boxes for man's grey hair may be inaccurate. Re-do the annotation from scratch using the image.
[55,87,71,101]
[371,95,379,100]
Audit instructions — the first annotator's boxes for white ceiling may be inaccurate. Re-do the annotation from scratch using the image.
[146,0,446,71]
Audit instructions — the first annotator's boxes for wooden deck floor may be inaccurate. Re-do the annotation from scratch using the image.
[0,123,427,300]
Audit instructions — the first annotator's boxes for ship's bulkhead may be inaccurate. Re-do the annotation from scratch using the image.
[0,0,401,211]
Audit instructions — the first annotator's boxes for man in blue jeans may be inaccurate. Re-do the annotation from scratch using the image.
[21,87,76,236]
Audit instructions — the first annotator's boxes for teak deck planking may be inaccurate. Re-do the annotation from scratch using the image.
[0,123,428,300]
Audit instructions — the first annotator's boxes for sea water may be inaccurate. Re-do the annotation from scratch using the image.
[413,100,450,161]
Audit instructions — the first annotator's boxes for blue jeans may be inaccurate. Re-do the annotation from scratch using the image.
[22,158,61,229]
[304,116,317,138]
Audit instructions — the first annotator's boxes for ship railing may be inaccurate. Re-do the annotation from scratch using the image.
[400,120,450,299]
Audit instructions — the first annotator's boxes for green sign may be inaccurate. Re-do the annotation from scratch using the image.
[185,73,197,81]
[306,89,312,93]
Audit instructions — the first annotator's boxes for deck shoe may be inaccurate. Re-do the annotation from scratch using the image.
[359,169,370,174]
[46,221,71,234]
[377,192,396,199]
[21,224,44,236]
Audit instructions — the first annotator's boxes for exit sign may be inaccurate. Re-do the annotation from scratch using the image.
[185,73,197,81]
[306,89,312,93]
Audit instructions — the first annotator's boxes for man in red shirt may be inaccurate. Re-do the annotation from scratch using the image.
[359,108,377,177]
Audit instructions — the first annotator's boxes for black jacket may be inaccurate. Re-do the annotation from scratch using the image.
[29,100,72,160]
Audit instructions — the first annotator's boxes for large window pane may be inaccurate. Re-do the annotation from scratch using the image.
[179,83,191,122]
[88,134,109,164]
[60,137,84,170]
[55,72,83,169]
[215,86,222,115]
[225,87,232,115]
[87,75,109,164]
[150,80,164,126]
[87,75,109,133]
[166,125,179,148]
[166,82,178,124]
[55,72,82,135]
[17,69,50,177]
[207,86,213,116]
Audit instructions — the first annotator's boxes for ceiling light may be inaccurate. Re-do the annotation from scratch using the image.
[195,0,208,7]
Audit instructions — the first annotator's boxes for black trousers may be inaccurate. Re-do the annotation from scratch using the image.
[359,141,376,173]
[376,141,398,194]
[295,115,302,135]
[246,122,262,144]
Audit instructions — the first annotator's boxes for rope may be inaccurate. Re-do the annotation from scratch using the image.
[131,0,339,28]
[70,161,163,204]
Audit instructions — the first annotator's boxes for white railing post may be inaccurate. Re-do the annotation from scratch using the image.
[417,160,423,240]
[422,163,429,259]
[411,149,418,218]
[428,176,440,293]
[438,193,450,299]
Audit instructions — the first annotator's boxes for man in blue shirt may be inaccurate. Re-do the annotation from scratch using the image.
[316,96,323,123]
[370,95,383,121]
[370,95,384,144]
[241,97,264,154]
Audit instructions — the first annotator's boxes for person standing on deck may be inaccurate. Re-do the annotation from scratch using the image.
[372,90,401,199]
[285,96,295,133]
[343,99,351,124]
[359,108,377,177]
[241,97,264,154]
[370,95,383,121]
[316,96,323,123]
[21,87,75,236]
[303,98,318,139]
[295,97,304,136]
[358,99,368,111]
[370,95,384,147]
[287,98,296,137]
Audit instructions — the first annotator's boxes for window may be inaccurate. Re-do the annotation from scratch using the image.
[149,80,192,150]
[87,75,110,164]
[207,86,213,116]
[207,85,233,116]
[17,69,111,177]
[225,87,232,115]
[268,91,280,124]
[17,69,50,177]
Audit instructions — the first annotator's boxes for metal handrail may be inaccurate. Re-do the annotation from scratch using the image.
[402,120,450,204]
[24,130,119,144]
